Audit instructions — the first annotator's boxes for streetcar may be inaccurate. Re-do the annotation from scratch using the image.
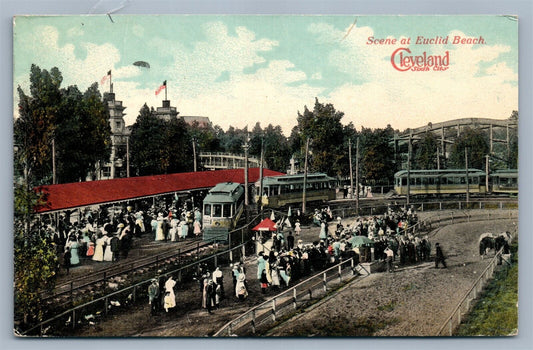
[202,182,245,241]
[490,169,518,195]
[256,172,337,208]
[394,169,487,196]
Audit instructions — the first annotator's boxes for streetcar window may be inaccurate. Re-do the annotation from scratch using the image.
[213,204,222,217]
[460,177,466,184]
[422,178,428,185]
[204,204,211,216]
[223,204,231,217]
[402,178,407,186]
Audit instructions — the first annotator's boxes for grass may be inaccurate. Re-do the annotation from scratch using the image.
[456,244,518,336]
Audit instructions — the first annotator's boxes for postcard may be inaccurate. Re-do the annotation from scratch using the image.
[13,15,518,337]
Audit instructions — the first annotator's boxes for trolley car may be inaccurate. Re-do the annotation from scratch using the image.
[202,182,244,241]
[490,169,518,195]
[256,173,336,208]
[394,169,487,196]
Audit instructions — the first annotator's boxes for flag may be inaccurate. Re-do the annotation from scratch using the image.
[155,80,167,96]
[100,70,111,85]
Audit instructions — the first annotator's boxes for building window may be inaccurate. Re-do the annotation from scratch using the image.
[102,167,111,178]
[116,121,121,129]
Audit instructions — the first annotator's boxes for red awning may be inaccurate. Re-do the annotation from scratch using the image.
[34,168,284,213]
[252,218,278,232]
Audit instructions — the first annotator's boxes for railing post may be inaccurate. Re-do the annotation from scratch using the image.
[242,244,246,259]
[197,242,200,260]
[272,299,277,321]
[338,265,342,282]
[70,281,74,307]
[323,272,327,292]
[500,202,503,209]
[214,254,218,268]
[72,309,76,330]
[133,286,137,303]
[479,202,482,209]
[449,319,453,336]
[459,202,461,210]
[439,202,442,210]
[251,310,256,334]
[103,272,107,294]
[308,288,312,300]
[421,203,424,212]
[105,296,108,316]
[457,305,461,324]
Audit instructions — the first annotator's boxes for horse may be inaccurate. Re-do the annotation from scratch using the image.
[494,231,512,254]
[479,232,495,259]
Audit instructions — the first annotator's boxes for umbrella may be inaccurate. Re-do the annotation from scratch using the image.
[252,218,277,232]
[349,235,375,247]
[133,61,150,68]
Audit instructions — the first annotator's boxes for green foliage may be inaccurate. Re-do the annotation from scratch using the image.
[456,251,518,336]
[129,104,193,175]
[249,123,291,172]
[414,132,439,169]
[14,185,59,327]
[449,127,489,169]
[293,98,347,177]
[359,126,397,184]
[14,65,111,185]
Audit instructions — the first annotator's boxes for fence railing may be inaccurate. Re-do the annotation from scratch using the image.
[213,257,358,337]
[214,209,518,337]
[21,202,517,336]
[435,232,515,336]
[21,213,263,336]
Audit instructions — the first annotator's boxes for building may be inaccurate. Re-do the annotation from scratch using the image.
[154,99,179,121]
[95,86,131,180]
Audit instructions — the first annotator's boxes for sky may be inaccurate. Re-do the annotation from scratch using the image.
[13,15,518,135]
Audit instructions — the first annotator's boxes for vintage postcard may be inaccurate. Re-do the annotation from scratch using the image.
[13,15,518,337]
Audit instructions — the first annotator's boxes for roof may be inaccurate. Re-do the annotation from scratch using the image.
[203,182,244,203]
[34,168,284,213]
[252,218,277,232]
[261,172,335,185]
[394,169,485,177]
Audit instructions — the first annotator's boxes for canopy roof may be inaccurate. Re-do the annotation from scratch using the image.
[252,218,278,232]
[34,168,284,213]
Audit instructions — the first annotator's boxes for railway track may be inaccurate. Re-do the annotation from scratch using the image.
[41,235,224,312]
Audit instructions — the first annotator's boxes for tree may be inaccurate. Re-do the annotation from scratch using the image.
[248,122,291,173]
[294,98,346,177]
[14,65,63,185]
[414,132,439,169]
[359,126,396,184]
[14,185,59,328]
[53,84,111,182]
[449,127,489,169]
[14,65,111,184]
[129,104,193,175]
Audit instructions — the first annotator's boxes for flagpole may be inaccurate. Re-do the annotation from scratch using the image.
[109,71,112,93]
[165,81,168,101]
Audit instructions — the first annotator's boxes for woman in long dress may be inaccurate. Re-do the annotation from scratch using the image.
[92,233,105,262]
[164,276,177,312]
[66,238,80,266]
[319,221,327,240]
[103,234,113,261]
[193,219,202,236]
[155,214,165,241]
[180,221,189,239]
[235,269,248,300]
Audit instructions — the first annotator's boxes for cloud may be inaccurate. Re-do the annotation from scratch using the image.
[309,24,518,131]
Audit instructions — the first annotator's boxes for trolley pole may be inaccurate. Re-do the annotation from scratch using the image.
[485,154,490,193]
[355,137,360,214]
[258,137,264,212]
[244,135,250,206]
[302,137,310,215]
[192,138,197,172]
[349,138,354,200]
[407,131,412,206]
[465,147,470,203]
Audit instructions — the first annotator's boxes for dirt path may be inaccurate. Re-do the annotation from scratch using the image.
[266,218,517,336]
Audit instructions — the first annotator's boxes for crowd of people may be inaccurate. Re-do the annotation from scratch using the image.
[37,197,204,274]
